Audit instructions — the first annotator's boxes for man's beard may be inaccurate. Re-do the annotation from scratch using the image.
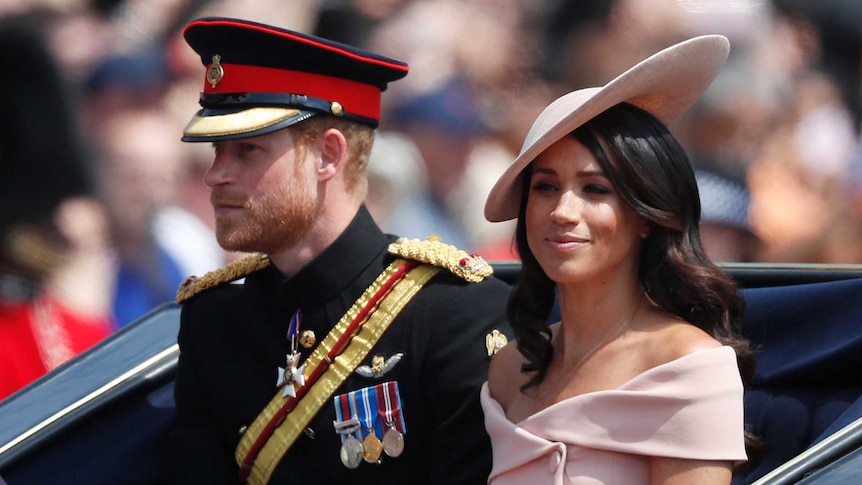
[211,185,318,255]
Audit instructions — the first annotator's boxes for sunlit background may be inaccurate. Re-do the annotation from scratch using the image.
[2,0,861,268]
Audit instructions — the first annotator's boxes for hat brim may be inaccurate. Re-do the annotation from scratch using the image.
[181,106,315,142]
[484,35,730,222]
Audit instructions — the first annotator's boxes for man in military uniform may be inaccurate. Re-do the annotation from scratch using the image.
[169,17,513,485]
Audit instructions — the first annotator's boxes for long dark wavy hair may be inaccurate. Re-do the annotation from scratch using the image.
[509,101,760,463]
[510,102,755,390]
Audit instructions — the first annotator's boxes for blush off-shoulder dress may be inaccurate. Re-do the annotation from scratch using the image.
[480,346,747,484]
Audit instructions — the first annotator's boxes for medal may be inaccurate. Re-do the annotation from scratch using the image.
[277,310,306,397]
[333,417,364,469]
[358,386,383,463]
[334,382,407,468]
[375,381,407,457]
[382,424,404,457]
[362,433,383,463]
[276,352,306,398]
[340,435,364,469]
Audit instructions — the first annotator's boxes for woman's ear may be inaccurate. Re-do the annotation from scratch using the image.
[640,221,651,239]
[317,127,347,181]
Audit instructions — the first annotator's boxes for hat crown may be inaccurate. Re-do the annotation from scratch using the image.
[485,35,730,222]
[518,88,600,157]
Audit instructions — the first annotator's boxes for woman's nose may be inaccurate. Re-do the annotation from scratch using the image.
[550,192,580,224]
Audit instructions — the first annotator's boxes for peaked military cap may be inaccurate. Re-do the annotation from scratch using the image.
[182,17,409,142]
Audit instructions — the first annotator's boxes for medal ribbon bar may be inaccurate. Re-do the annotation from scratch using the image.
[375,381,406,435]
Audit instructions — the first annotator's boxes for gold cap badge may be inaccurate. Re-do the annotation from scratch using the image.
[207,54,224,88]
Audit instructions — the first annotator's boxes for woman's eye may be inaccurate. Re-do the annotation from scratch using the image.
[583,183,610,195]
[240,143,259,153]
[531,181,557,192]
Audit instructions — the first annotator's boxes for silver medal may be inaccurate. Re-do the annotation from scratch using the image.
[340,435,365,469]
[382,426,404,457]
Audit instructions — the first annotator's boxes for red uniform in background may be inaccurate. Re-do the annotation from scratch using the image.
[0,294,112,400]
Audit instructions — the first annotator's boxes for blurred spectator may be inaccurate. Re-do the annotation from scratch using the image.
[365,130,426,228]
[0,15,113,400]
[746,2,859,263]
[536,0,688,92]
[771,0,861,130]
[313,0,410,48]
[79,47,175,138]
[696,169,760,263]
[153,141,229,275]
[366,0,539,254]
[89,107,193,327]
[73,11,230,325]
[3,0,862,269]
[384,79,487,249]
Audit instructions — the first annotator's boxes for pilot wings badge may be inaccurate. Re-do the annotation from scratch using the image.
[356,353,403,378]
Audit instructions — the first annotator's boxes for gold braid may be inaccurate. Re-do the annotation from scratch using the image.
[176,237,493,303]
[175,253,272,303]
[387,237,493,283]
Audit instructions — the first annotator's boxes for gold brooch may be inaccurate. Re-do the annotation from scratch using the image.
[207,54,224,88]
[485,329,508,357]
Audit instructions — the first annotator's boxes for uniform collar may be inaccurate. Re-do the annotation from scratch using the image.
[272,205,390,310]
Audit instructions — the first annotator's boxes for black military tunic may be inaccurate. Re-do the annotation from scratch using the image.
[170,206,513,484]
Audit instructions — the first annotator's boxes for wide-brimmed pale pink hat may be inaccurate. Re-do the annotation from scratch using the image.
[484,35,730,222]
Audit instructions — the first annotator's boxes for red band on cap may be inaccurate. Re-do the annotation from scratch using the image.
[204,63,381,121]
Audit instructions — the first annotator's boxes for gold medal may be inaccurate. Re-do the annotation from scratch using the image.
[382,426,404,457]
[340,435,364,469]
[362,432,383,463]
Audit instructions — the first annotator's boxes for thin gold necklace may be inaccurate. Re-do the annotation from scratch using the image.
[559,292,645,372]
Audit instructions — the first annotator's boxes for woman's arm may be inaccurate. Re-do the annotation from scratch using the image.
[650,457,733,485]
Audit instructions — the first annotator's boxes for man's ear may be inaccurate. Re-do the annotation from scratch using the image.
[317,128,347,181]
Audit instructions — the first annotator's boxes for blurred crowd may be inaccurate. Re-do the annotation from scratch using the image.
[0,0,860,395]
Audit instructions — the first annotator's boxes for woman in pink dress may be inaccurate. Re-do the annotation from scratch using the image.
[481,35,755,484]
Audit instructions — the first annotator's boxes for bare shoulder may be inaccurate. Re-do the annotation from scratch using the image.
[487,339,525,408]
[639,311,723,367]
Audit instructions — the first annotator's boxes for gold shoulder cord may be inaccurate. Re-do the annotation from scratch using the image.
[176,253,271,303]
[387,237,493,283]
[236,260,441,485]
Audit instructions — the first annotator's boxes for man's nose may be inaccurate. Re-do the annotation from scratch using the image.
[203,155,233,188]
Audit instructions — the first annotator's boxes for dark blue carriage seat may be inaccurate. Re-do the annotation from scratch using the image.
[733,277,862,484]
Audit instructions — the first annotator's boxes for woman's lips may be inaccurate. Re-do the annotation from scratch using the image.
[546,234,589,250]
